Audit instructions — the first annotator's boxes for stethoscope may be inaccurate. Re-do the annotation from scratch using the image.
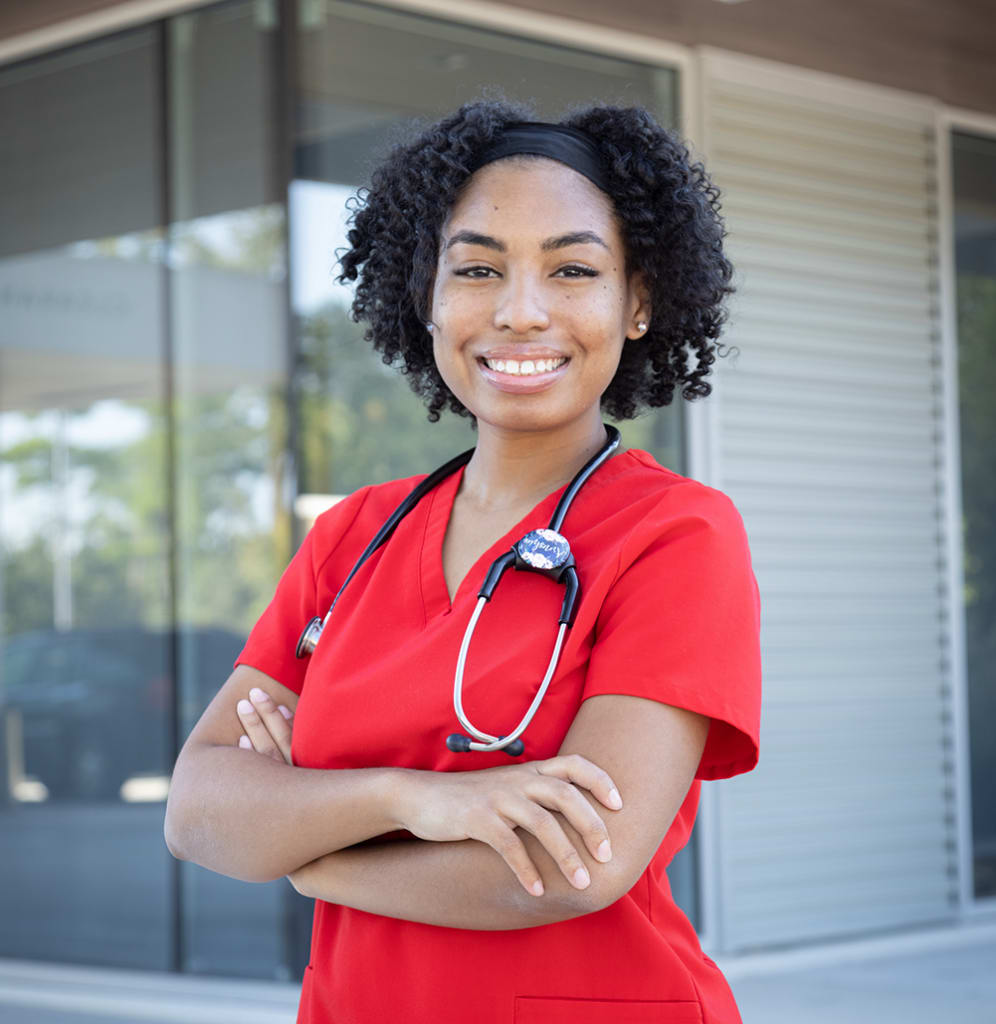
[296,424,621,756]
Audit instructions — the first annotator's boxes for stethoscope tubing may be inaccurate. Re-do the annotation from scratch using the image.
[452,596,569,752]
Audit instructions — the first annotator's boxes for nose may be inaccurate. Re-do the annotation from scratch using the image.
[493,270,550,334]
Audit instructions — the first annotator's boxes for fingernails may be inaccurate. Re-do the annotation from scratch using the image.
[596,840,612,862]
[573,867,590,889]
[237,699,253,715]
[249,687,268,703]
[530,880,544,897]
[607,788,622,810]
[238,735,251,748]
[278,705,293,720]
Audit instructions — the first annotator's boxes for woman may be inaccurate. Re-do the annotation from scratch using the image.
[165,100,761,1023]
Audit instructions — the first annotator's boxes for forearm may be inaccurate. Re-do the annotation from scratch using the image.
[164,745,406,883]
[291,829,624,930]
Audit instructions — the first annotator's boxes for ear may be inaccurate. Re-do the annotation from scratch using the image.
[625,272,652,341]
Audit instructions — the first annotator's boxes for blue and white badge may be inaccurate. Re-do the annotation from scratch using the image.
[515,528,571,571]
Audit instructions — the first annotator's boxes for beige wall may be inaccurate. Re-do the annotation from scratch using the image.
[1,0,995,115]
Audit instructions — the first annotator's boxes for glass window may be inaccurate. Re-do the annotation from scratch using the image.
[952,130,996,902]
[165,1,302,979]
[0,28,173,969]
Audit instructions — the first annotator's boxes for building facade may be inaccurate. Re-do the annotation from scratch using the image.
[1,0,994,984]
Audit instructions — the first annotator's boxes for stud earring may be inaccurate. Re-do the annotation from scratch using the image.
[425,323,435,333]
[635,321,648,334]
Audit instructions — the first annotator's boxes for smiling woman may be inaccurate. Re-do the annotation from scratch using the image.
[164,100,761,1024]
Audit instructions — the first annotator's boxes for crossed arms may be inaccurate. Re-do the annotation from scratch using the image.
[163,664,708,930]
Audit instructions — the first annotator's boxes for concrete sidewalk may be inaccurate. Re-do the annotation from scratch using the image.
[2,920,994,1023]
[718,920,996,1023]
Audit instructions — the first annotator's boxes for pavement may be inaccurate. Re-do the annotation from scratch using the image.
[1,920,994,1023]
[720,920,996,1023]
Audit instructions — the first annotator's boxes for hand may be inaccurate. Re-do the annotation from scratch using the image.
[235,686,295,766]
[396,755,622,897]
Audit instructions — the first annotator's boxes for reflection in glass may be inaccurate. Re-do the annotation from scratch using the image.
[166,3,300,980]
[952,131,996,901]
[0,27,173,968]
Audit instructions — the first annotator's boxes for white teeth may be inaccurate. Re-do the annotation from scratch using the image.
[484,357,566,376]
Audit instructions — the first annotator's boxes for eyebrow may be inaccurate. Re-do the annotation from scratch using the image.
[443,229,609,253]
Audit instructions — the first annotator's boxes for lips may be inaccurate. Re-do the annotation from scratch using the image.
[481,356,568,376]
[476,354,570,394]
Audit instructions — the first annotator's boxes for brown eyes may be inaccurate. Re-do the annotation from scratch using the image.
[454,264,598,279]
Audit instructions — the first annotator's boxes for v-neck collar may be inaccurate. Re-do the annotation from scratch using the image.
[416,448,637,623]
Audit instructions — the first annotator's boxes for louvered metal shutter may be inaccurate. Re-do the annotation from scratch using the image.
[697,52,959,951]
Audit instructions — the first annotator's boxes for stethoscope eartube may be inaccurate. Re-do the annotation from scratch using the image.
[296,425,621,757]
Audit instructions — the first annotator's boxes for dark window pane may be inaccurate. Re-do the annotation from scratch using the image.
[952,130,996,901]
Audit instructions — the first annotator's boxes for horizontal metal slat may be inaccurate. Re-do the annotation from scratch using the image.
[709,81,932,145]
[710,160,928,217]
[723,191,930,251]
[727,900,954,951]
[760,649,943,676]
[727,822,952,862]
[714,156,930,210]
[726,272,936,327]
[729,872,955,915]
[726,319,935,364]
[721,459,938,494]
[710,97,931,163]
[715,129,931,193]
[723,392,937,439]
[729,846,954,886]
[726,238,934,294]
[727,213,930,271]
[730,488,940,522]
[724,429,937,467]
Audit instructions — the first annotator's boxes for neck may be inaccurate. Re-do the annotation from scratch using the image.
[459,413,612,511]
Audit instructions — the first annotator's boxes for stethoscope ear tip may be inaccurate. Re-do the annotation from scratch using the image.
[446,733,474,753]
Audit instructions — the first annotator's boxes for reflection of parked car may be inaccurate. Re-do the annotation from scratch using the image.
[1,626,245,801]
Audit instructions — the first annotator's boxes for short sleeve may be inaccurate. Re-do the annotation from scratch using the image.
[235,487,372,695]
[583,483,761,780]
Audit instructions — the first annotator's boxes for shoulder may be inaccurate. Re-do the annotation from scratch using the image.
[596,449,747,553]
[304,472,430,570]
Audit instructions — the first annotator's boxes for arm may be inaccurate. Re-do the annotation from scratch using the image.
[166,667,622,887]
[289,693,709,928]
[164,665,409,882]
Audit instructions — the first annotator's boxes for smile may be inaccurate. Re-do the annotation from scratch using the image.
[481,357,568,376]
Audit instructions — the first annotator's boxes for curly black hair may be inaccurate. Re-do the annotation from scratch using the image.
[337,99,734,422]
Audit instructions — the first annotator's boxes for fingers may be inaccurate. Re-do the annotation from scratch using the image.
[235,687,294,765]
[526,776,614,867]
[483,824,546,898]
[506,799,595,893]
[536,753,622,811]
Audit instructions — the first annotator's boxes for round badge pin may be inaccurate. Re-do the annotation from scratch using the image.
[515,529,571,571]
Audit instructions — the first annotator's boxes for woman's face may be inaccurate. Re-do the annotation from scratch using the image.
[429,157,648,438]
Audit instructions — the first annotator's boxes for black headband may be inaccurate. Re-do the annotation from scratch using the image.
[467,122,610,194]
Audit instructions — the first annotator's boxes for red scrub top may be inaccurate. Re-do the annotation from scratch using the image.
[237,447,761,1024]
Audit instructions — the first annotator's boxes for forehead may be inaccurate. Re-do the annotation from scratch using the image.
[444,156,619,241]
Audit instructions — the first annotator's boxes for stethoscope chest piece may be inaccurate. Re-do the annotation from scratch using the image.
[296,616,324,658]
[514,528,573,575]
